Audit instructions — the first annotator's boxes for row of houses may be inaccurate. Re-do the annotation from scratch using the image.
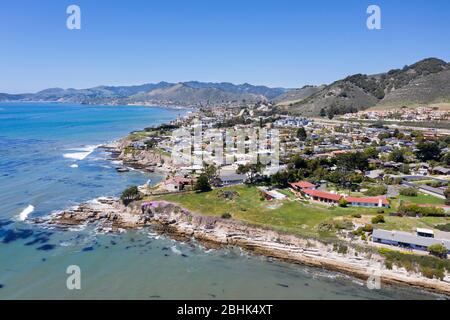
[290,181,390,208]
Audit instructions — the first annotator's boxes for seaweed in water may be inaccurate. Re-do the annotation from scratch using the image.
[25,236,50,246]
[2,229,34,244]
[37,244,56,251]
[0,219,13,228]
[0,284,4,289]
[82,246,94,252]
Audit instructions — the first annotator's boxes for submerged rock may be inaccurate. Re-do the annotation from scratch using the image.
[2,229,34,244]
[37,244,56,251]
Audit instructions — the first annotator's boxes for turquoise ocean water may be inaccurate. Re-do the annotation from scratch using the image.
[0,103,442,299]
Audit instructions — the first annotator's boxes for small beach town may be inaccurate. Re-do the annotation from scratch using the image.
[2,0,450,308]
[37,101,450,295]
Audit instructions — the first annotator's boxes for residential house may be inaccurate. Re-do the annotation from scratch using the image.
[346,196,390,208]
[164,176,194,192]
[373,229,450,253]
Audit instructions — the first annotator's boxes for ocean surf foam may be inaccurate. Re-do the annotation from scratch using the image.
[18,205,34,221]
[63,145,98,161]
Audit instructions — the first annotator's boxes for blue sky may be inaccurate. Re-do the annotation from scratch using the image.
[1,0,449,93]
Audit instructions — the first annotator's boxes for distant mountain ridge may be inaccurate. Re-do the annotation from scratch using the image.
[0,81,287,107]
[3,57,449,113]
[278,58,450,116]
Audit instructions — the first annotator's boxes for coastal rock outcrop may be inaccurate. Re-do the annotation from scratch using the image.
[34,198,450,296]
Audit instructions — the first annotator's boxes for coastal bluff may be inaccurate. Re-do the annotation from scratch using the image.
[33,198,450,296]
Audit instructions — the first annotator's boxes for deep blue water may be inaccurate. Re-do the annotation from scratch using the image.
[0,103,442,300]
[0,102,180,220]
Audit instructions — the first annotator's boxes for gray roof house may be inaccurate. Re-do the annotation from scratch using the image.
[373,229,450,252]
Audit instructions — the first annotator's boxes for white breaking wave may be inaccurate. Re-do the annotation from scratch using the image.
[63,145,98,161]
[70,164,79,168]
[171,246,182,255]
[19,205,34,221]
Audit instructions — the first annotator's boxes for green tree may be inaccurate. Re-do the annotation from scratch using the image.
[365,185,388,196]
[237,163,262,185]
[444,188,450,206]
[441,152,450,166]
[363,147,379,160]
[389,148,406,163]
[296,127,308,141]
[416,142,442,162]
[203,162,219,182]
[120,186,141,205]
[195,174,212,192]
[336,152,369,171]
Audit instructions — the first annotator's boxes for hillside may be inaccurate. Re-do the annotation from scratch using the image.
[274,85,326,106]
[0,82,284,107]
[281,58,450,117]
[126,83,268,106]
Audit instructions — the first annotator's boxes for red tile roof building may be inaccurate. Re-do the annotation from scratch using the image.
[346,196,389,207]
[302,189,342,204]
[292,181,390,208]
[289,181,316,190]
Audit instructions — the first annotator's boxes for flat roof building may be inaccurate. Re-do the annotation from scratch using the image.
[373,229,450,253]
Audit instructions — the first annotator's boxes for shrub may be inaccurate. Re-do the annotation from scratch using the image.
[217,190,239,200]
[221,213,232,220]
[365,185,387,196]
[420,266,445,280]
[352,227,364,236]
[428,244,448,259]
[318,222,334,233]
[363,224,374,233]
[398,204,446,217]
[436,223,450,232]
[333,243,348,255]
[371,215,385,224]
[338,198,348,208]
[334,220,354,230]
[445,188,450,206]
[351,213,362,218]
[379,248,450,279]
[399,187,418,197]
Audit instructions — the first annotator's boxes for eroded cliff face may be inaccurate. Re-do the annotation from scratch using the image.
[33,199,450,295]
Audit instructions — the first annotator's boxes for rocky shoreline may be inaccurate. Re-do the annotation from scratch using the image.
[33,198,450,296]
[100,139,174,174]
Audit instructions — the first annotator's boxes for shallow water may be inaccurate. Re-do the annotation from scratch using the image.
[0,103,443,300]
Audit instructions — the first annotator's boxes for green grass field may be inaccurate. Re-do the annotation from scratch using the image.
[151,186,388,239]
[398,194,446,206]
[381,216,449,233]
